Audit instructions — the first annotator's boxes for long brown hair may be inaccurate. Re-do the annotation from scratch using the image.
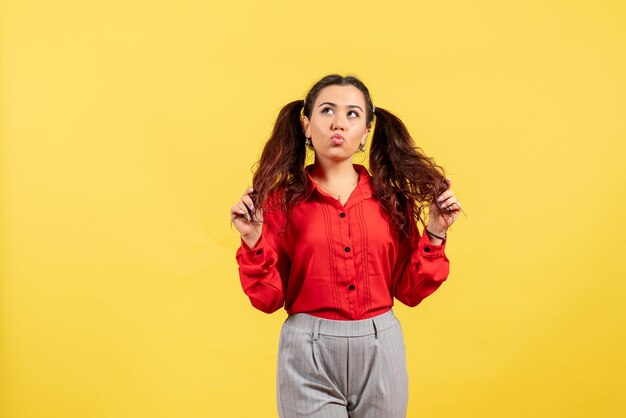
[251,74,448,238]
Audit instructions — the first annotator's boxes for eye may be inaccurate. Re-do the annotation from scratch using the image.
[347,110,360,118]
[321,107,334,115]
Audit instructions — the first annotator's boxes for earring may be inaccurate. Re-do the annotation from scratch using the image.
[305,137,314,149]
[358,143,366,152]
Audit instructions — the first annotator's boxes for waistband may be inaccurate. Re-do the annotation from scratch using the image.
[283,309,399,339]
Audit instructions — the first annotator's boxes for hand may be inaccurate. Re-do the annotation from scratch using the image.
[230,187,263,248]
[427,178,461,236]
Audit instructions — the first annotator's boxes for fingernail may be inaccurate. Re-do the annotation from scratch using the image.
[437,197,444,202]
[239,210,246,215]
[250,204,255,210]
[245,214,251,222]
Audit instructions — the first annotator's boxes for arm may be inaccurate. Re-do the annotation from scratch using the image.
[392,227,450,307]
[393,177,460,306]
[236,220,290,313]
[232,189,290,314]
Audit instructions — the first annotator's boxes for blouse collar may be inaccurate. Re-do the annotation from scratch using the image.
[303,164,373,201]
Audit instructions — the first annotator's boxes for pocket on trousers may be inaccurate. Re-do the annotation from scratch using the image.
[278,325,323,381]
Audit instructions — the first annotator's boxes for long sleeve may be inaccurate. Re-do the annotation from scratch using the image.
[392,227,450,307]
[235,205,290,314]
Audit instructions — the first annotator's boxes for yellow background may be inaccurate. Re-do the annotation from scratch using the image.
[2,0,625,417]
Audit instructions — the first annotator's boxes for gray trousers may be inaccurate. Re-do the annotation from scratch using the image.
[277,310,409,418]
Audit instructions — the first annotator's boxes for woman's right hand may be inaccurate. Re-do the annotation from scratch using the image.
[230,187,263,248]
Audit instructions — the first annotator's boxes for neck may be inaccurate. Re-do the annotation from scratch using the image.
[311,159,359,184]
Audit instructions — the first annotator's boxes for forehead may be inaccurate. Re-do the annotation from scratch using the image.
[314,85,366,107]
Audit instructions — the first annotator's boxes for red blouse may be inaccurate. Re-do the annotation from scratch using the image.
[235,164,450,320]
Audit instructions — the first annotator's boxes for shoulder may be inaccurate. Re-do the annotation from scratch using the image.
[264,188,284,210]
[260,189,288,232]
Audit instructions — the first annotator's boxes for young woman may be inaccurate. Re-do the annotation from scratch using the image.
[230,74,461,418]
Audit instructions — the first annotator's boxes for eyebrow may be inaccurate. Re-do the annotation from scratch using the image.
[318,102,364,112]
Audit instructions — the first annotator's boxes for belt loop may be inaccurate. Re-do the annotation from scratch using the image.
[313,318,321,341]
[372,318,379,339]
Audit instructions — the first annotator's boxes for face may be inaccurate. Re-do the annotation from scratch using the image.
[301,85,370,163]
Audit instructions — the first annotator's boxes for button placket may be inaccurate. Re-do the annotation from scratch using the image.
[337,207,357,315]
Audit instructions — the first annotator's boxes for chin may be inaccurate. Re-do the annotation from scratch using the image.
[320,153,354,163]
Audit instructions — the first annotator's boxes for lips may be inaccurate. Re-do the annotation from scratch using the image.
[331,134,345,145]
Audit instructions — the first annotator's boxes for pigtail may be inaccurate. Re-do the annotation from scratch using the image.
[252,100,307,216]
[370,107,448,237]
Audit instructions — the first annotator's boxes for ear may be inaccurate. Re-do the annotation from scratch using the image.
[301,116,311,138]
[361,127,370,145]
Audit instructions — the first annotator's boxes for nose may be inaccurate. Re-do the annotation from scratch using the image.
[331,113,347,130]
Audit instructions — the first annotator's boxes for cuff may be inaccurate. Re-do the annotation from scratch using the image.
[416,228,447,257]
[235,235,276,268]
[237,234,270,262]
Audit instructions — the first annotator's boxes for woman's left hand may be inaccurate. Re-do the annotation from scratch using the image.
[427,178,461,236]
